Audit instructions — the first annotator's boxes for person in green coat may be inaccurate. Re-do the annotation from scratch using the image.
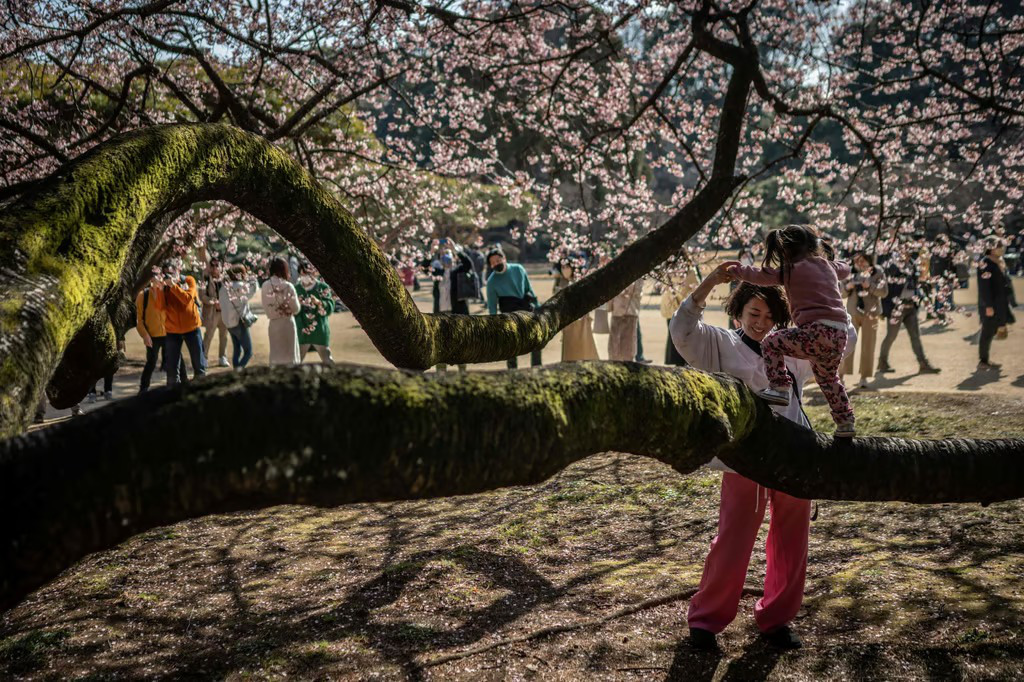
[294,261,336,363]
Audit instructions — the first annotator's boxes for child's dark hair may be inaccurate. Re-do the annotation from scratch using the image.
[762,225,835,284]
[724,282,792,329]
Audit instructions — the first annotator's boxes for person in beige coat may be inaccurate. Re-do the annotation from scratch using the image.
[608,278,645,361]
[842,251,888,388]
[554,262,600,361]
[200,257,230,367]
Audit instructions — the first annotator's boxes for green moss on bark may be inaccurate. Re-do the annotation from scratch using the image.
[1,123,744,436]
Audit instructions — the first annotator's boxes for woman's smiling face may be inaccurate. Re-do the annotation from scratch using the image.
[739,296,776,342]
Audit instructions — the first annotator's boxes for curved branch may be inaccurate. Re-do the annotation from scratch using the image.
[2,362,1021,612]
[0,123,742,437]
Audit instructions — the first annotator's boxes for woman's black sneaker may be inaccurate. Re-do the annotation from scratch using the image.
[761,625,803,649]
[688,627,718,650]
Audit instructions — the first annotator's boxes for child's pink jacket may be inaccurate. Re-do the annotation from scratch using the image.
[733,256,851,326]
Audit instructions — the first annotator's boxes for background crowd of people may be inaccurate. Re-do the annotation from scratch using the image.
[32,230,1020,425]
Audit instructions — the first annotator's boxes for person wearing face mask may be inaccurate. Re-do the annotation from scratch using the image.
[486,249,543,368]
[669,264,857,651]
[294,261,336,364]
[151,258,206,388]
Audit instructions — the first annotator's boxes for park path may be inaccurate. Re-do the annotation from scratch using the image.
[38,267,1024,423]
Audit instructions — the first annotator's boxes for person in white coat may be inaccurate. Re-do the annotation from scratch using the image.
[219,264,259,368]
[261,257,301,366]
[669,262,856,651]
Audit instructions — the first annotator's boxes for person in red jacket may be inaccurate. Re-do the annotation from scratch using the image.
[151,259,206,387]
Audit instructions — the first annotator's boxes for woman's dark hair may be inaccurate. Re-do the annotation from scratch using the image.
[762,225,834,283]
[269,257,289,279]
[298,260,314,275]
[724,282,791,329]
[851,250,874,270]
[228,264,247,281]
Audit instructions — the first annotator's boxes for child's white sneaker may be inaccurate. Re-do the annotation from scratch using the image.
[834,421,856,438]
[758,386,790,406]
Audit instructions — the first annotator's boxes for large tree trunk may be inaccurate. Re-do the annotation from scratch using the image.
[2,362,1022,612]
[0,124,742,438]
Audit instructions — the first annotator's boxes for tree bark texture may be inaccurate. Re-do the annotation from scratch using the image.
[0,123,743,437]
[2,362,1022,612]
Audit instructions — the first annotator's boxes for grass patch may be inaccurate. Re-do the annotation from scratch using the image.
[0,629,71,674]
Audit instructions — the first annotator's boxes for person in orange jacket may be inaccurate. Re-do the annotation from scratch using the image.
[151,259,206,387]
[136,270,187,391]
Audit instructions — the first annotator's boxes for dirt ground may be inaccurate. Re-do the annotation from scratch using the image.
[3,391,1023,680]
[38,268,1024,423]
[8,267,1023,680]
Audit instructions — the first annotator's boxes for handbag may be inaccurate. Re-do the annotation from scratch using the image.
[593,306,610,334]
[455,271,480,301]
[240,310,258,328]
[229,290,258,328]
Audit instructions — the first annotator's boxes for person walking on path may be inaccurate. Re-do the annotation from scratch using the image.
[219,264,258,369]
[728,226,856,437]
[841,251,888,389]
[200,257,230,367]
[608,278,644,361]
[977,236,1017,371]
[151,259,206,388]
[262,257,301,366]
[554,261,599,361]
[670,264,856,651]
[876,249,942,375]
[486,250,543,368]
[295,262,336,364]
[137,272,186,391]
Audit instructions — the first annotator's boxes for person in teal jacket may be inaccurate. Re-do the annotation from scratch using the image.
[295,262,336,363]
[486,250,543,368]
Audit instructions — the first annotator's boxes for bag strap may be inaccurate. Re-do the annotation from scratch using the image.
[227,285,247,318]
[141,289,150,333]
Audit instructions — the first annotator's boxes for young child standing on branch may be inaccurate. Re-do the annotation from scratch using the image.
[728,226,855,437]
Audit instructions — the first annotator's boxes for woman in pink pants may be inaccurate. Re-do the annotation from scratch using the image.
[669,263,856,650]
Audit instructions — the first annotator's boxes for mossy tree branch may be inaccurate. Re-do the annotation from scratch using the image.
[0,120,742,437]
[2,362,1021,612]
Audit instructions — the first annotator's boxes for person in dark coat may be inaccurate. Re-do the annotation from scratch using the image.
[424,239,475,315]
[423,239,475,371]
[977,236,1017,370]
[876,250,941,375]
[466,246,486,303]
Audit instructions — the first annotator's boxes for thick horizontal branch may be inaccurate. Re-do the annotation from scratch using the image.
[2,362,1021,613]
[0,123,742,437]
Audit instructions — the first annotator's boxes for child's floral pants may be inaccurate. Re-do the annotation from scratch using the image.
[763,322,853,425]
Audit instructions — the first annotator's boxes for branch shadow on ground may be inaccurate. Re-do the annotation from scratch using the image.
[3,448,1024,679]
